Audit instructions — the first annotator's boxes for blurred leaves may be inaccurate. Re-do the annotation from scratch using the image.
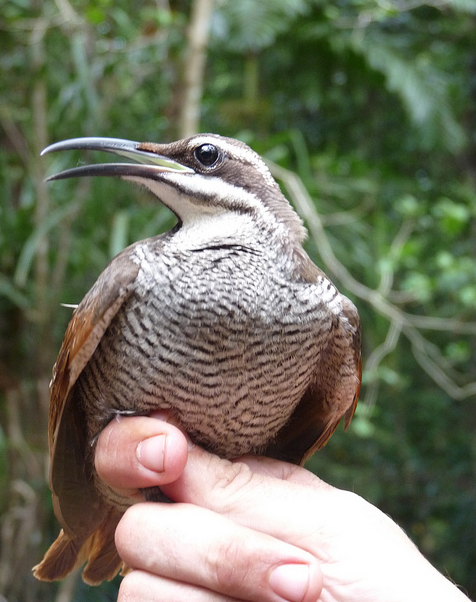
[351,34,466,152]
[212,0,310,52]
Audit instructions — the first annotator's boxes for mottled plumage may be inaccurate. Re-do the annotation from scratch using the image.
[33,134,361,585]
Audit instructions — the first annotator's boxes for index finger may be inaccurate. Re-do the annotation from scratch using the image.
[159,444,354,548]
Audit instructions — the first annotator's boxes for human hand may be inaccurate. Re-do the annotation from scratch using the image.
[96,415,469,602]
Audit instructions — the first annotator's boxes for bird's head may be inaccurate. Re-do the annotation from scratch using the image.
[42,133,307,247]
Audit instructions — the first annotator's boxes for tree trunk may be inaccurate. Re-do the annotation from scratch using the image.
[179,0,215,137]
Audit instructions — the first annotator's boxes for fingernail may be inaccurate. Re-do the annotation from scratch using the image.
[136,435,167,473]
[269,564,309,602]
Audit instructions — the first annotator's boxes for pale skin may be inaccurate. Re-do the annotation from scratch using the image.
[95,415,470,602]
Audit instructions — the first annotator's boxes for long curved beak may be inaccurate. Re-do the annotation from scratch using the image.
[41,137,193,181]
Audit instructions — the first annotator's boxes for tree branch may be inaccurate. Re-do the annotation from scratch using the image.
[268,159,476,401]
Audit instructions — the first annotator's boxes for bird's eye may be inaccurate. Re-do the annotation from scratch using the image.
[194,144,219,167]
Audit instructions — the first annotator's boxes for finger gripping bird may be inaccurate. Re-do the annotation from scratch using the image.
[33,134,361,585]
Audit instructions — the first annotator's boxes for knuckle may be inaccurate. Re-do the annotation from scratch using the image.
[207,536,254,592]
[214,460,254,502]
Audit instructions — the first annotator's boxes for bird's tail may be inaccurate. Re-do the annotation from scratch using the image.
[33,507,123,585]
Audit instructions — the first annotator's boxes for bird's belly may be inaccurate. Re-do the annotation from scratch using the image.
[77,287,321,458]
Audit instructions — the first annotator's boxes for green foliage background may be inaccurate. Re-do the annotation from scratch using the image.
[0,1,475,600]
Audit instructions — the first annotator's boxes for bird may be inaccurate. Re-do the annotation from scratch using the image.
[33,133,361,585]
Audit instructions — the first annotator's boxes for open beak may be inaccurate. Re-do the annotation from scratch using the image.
[41,137,194,181]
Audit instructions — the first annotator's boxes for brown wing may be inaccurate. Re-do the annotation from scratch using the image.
[47,255,140,454]
[34,252,139,583]
[265,295,362,466]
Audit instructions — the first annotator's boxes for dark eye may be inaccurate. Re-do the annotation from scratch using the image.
[194,143,219,167]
